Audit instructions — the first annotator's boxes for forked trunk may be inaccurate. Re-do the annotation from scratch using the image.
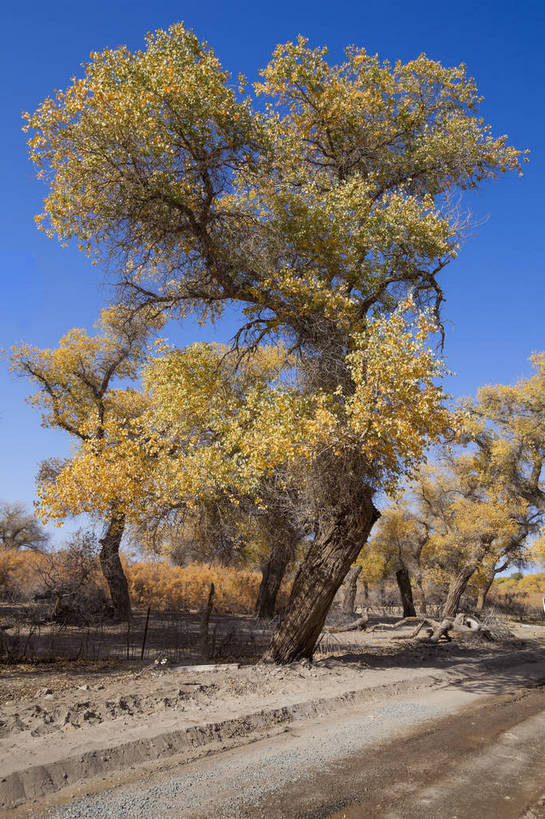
[264,488,379,663]
[99,513,131,621]
[395,566,416,618]
[255,543,292,619]
[342,565,363,615]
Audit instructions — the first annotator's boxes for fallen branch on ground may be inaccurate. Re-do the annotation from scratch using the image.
[324,615,369,633]
[371,613,494,643]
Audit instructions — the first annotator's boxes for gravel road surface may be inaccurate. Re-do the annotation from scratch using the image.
[43,662,545,819]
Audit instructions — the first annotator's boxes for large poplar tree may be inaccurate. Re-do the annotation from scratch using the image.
[23,24,522,660]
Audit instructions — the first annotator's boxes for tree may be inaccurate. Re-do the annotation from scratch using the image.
[366,505,430,615]
[9,307,158,619]
[448,356,545,608]
[23,24,522,660]
[410,457,525,617]
[136,341,305,619]
[464,352,545,534]
[0,502,49,551]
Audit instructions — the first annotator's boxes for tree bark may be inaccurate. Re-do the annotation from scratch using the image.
[413,571,427,614]
[341,564,363,615]
[476,576,494,611]
[395,566,416,618]
[442,563,479,619]
[255,542,293,619]
[99,513,131,621]
[264,488,379,663]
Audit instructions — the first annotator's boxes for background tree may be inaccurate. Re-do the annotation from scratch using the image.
[464,352,545,532]
[23,24,522,660]
[0,502,49,552]
[137,340,306,619]
[9,307,159,619]
[366,505,430,615]
[411,457,525,617]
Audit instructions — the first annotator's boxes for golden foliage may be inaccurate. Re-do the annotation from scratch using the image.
[126,561,289,614]
[23,24,523,339]
[0,549,47,599]
[140,299,449,511]
[0,549,290,615]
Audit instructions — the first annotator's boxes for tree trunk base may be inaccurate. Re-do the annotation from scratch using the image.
[264,488,379,663]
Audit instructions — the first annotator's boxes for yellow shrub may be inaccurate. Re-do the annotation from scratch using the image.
[0,550,289,615]
[126,560,288,614]
[0,549,46,599]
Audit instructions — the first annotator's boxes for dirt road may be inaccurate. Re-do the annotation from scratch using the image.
[38,660,545,819]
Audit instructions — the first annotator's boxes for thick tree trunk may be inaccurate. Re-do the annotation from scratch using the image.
[442,563,479,619]
[255,543,292,619]
[341,564,363,615]
[395,566,416,618]
[264,488,379,663]
[99,513,131,621]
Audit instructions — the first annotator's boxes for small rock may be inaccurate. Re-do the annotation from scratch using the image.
[37,687,53,696]
[78,684,90,691]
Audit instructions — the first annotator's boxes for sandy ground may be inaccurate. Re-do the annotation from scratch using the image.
[37,659,545,818]
[1,622,544,816]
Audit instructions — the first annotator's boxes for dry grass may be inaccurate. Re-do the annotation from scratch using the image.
[0,550,291,616]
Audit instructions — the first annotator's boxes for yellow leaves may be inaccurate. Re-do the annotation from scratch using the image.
[137,301,447,507]
[22,21,522,324]
[9,306,160,524]
[35,433,154,522]
[343,298,449,487]
[17,24,526,546]
[408,455,527,577]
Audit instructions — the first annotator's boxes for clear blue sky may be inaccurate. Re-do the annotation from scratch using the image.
[0,0,543,543]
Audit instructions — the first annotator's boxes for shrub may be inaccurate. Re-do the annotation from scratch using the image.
[126,560,290,614]
[0,549,45,601]
[1,546,290,617]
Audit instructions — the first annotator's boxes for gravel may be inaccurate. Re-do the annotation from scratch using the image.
[48,699,444,819]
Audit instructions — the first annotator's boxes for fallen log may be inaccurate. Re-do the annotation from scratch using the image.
[325,615,369,633]
[371,613,493,643]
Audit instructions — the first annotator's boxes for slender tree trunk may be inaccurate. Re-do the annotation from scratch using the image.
[342,565,363,615]
[379,578,386,606]
[413,571,427,614]
[264,488,379,663]
[99,512,131,621]
[442,562,480,619]
[199,582,215,660]
[395,566,416,617]
[476,573,495,611]
[255,543,292,619]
